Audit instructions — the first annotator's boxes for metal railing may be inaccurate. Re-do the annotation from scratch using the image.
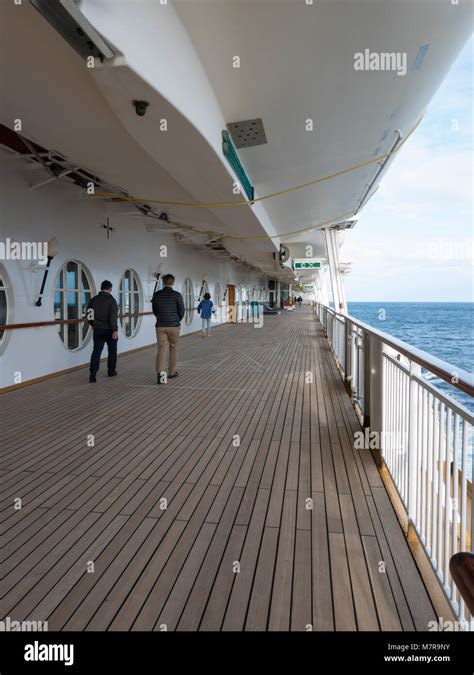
[315,301,473,627]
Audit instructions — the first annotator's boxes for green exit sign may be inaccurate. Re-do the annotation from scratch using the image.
[294,260,321,270]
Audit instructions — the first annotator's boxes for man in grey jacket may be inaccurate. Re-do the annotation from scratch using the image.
[87,280,119,383]
[152,274,185,384]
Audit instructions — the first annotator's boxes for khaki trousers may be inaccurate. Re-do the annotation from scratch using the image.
[156,327,180,375]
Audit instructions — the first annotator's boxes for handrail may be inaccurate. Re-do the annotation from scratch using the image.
[413,372,474,423]
[0,312,154,331]
[384,351,473,421]
[320,304,473,397]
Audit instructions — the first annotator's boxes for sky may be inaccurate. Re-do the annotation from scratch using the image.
[342,36,473,303]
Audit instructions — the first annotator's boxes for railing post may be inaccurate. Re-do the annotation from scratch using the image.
[344,319,352,395]
[352,328,360,402]
[367,336,384,467]
[336,318,342,364]
[363,332,371,428]
[339,319,345,367]
[408,362,422,536]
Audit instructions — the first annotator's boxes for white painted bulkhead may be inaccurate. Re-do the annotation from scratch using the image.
[0,154,267,390]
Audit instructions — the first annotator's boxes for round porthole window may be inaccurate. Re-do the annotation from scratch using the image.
[54,260,95,351]
[119,269,142,338]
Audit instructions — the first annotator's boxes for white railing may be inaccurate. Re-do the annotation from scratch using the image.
[315,301,473,627]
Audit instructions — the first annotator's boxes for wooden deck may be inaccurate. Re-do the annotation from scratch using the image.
[0,308,436,631]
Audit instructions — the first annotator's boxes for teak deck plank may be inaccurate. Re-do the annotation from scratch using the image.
[0,309,436,631]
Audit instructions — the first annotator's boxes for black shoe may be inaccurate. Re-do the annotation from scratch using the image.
[168,371,179,379]
[108,371,118,377]
[89,374,97,383]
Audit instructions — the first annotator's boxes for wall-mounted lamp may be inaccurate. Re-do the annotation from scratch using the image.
[223,279,231,301]
[34,237,59,307]
[199,272,208,301]
[152,262,164,296]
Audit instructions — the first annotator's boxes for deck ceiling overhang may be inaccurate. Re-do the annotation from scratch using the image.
[172,0,472,246]
[0,0,280,267]
[1,0,472,269]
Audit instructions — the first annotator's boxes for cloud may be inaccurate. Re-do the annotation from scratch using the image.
[342,37,473,302]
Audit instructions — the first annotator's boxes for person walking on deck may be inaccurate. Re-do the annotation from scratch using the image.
[197,292,215,337]
[87,280,119,383]
[152,274,185,384]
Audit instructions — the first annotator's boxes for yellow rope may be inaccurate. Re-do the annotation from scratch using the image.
[95,113,424,209]
[169,210,357,241]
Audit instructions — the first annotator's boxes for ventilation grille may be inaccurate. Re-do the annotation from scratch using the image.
[226,118,267,149]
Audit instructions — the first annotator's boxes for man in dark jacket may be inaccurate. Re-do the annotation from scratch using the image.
[152,273,185,384]
[87,280,119,383]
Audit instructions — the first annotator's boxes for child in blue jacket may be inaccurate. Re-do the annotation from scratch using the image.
[197,293,215,337]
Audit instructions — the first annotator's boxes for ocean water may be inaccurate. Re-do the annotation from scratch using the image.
[347,302,473,473]
[347,302,473,408]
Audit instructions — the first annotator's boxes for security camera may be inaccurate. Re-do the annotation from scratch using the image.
[133,100,149,117]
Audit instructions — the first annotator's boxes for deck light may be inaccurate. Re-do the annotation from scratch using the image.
[152,263,164,295]
[199,273,208,301]
[35,237,59,307]
[223,280,231,301]
[222,130,254,202]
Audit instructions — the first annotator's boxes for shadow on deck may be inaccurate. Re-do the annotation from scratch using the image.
[0,308,436,631]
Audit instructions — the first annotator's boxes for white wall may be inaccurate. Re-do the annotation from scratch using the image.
[0,154,267,389]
